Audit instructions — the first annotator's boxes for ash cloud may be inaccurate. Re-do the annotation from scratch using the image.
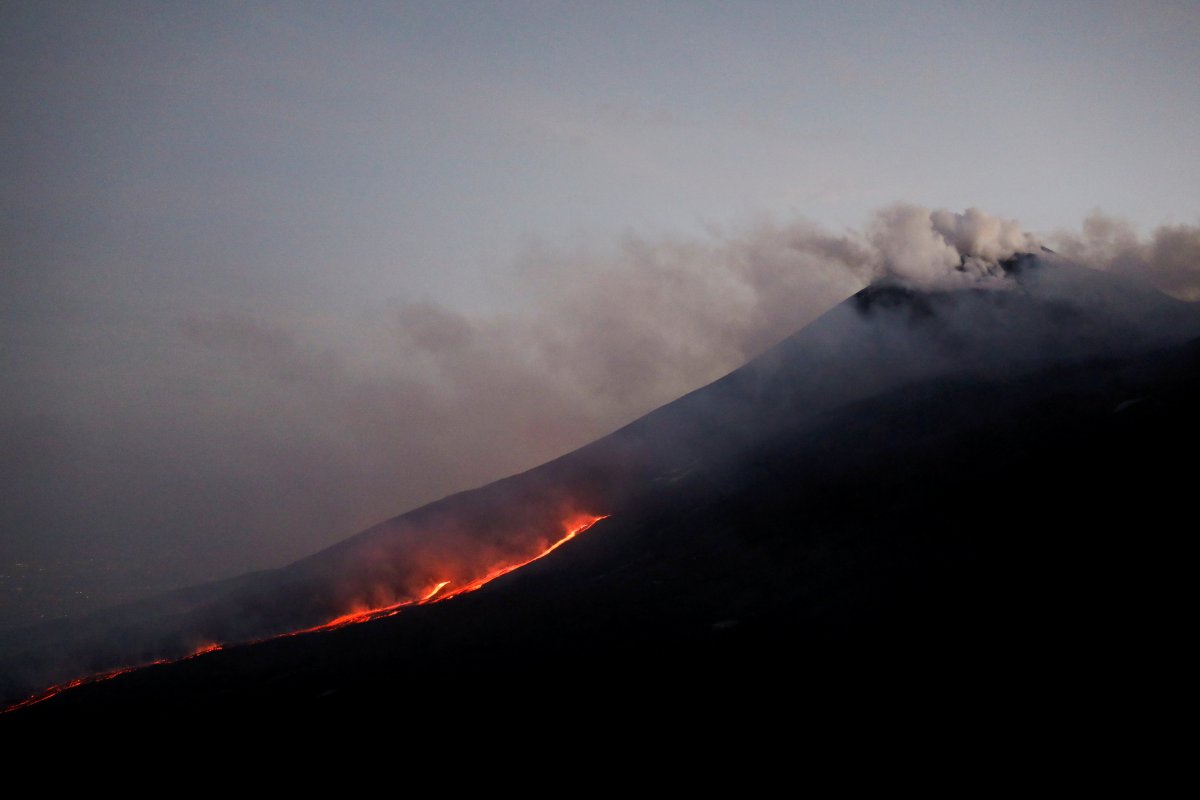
[1,204,1188,633]
[6,203,1200,705]
[386,205,1041,425]
[869,205,1038,286]
[1049,211,1200,301]
[169,206,1044,556]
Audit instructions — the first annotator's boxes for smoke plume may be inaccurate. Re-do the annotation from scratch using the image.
[4,204,1194,631]
[1049,211,1200,301]
[869,205,1038,286]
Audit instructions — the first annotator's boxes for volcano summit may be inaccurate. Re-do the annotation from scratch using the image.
[3,251,1198,720]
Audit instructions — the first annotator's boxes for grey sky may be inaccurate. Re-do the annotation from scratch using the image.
[2,1,1198,627]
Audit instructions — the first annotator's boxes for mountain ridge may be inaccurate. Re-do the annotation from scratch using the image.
[4,256,1198,715]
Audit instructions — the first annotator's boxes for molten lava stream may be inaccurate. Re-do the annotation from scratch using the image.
[3,643,221,714]
[288,514,608,634]
[437,513,608,600]
[287,580,452,635]
[2,513,609,714]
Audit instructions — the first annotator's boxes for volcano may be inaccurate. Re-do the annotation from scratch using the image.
[3,253,1198,720]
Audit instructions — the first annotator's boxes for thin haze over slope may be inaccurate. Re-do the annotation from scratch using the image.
[4,2,1200,630]
[3,204,1199,628]
[4,235,1199,712]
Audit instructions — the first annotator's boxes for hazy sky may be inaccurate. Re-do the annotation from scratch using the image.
[2,1,1198,627]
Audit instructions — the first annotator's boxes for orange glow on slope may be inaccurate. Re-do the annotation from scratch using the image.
[2,663,166,714]
[191,643,223,657]
[285,515,607,635]
[2,643,219,714]
[286,579,451,636]
[2,513,608,714]
[438,514,606,600]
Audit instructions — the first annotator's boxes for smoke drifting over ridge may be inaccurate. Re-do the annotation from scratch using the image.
[2,205,1197,628]
[871,205,1039,286]
[1050,211,1200,301]
[387,205,1041,423]
[177,205,1044,558]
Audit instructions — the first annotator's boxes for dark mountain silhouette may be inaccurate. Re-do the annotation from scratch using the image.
[3,254,1198,720]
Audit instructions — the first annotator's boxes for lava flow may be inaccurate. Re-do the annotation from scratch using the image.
[286,579,452,636]
[286,513,608,635]
[1,642,222,715]
[437,513,606,600]
[2,512,608,714]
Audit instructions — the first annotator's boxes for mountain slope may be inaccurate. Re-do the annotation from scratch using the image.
[4,256,1198,716]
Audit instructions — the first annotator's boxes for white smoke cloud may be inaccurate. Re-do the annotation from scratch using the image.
[0,203,1113,631]
[166,205,1042,558]
[1049,211,1200,300]
[869,204,1039,286]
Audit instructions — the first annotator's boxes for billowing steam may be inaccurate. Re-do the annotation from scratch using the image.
[175,206,1045,555]
[870,205,1038,286]
[3,204,1196,635]
[1050,211,1200,301]
[379,205,1042,436]
[5,202,1199,710]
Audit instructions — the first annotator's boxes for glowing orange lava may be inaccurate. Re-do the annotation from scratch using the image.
[191,643,223,657]
[288,579,452,635]
[438,514,606,600]
[2,513,609,714]
[285,515,606,635]
[2,665,154,714]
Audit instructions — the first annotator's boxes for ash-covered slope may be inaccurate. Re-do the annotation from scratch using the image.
[4,255,1199,715]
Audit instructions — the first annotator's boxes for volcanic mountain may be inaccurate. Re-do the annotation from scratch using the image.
[3,253,1198,719]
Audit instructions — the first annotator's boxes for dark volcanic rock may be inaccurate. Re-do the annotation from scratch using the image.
[4,256,1198,721]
